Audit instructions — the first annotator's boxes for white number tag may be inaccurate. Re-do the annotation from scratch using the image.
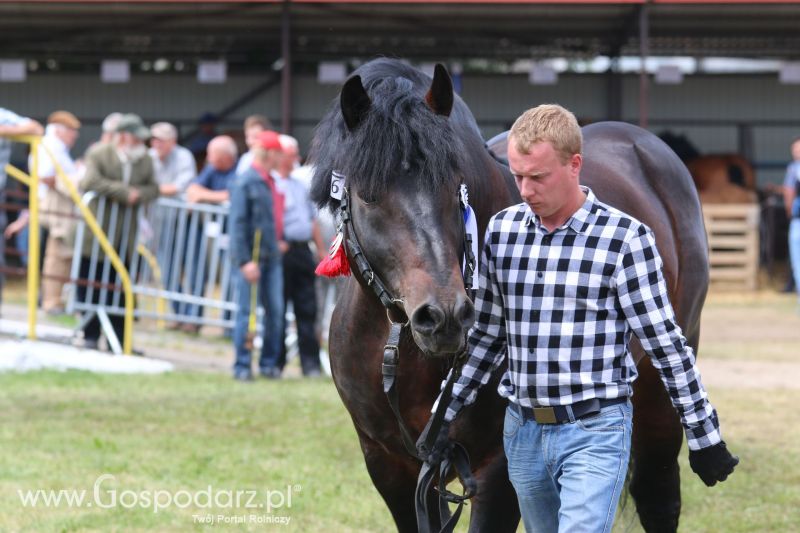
[330,171,345,200]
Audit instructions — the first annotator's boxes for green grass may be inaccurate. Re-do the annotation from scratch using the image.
[0,372,386,532]
[0,371,798,532]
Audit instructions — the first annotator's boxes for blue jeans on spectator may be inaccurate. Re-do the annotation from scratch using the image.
[503,400,633,533]
[232,259,284,375]
[790,219,800,302]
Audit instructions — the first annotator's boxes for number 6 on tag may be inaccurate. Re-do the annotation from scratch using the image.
[330,171,345,200]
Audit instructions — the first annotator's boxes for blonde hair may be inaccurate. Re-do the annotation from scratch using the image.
[509,104,582,163]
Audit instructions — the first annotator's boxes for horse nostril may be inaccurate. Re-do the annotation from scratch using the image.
[456,297,475,329]
[411,303,446,335]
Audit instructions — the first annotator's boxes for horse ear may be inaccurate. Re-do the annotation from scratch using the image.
[425,64,453,117]
[340,75,371,131]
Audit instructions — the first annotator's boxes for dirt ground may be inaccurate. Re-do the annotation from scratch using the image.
[1,279,798,386]
[697,291,800,389]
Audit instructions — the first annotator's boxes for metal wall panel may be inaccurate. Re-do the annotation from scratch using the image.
[2,71,797,184]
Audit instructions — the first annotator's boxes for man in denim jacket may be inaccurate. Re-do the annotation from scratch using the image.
[229,131,284,381]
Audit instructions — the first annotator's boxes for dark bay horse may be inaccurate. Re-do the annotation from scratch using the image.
[310,58,708,533]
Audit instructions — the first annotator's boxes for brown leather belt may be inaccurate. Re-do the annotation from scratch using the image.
[512,397,627,425]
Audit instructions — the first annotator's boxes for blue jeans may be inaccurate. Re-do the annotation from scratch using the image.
[790,219,800,301]
[503,400,633,533]
[232,259,284,373]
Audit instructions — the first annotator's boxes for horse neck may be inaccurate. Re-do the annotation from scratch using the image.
[462,144,518,230]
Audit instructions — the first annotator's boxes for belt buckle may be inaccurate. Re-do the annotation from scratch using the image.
[533,407,557,424]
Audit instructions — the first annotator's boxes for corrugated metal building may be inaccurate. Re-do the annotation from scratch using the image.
[1,1,799,184]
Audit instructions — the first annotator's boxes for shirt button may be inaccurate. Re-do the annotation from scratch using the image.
[537,272,543,278]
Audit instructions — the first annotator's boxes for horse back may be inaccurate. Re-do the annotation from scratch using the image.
[581,122,709,346]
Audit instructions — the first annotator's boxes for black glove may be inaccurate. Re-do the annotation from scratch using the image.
[416,420,452,465]
[689,441,739,487]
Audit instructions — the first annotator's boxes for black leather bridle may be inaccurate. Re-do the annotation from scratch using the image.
[337,185,478,533]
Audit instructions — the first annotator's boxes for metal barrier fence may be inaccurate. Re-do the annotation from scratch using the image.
[3,135,136,353]
[67,193,242,351]
[5,139,335,365]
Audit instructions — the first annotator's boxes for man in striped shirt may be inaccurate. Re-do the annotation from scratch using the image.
[435,105,738,533]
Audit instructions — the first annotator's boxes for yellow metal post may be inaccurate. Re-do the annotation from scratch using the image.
[40,143,135,354]
[8,135,137,354]
[27,138,40,340]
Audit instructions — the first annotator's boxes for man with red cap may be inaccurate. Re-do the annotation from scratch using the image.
[228,130,284,381]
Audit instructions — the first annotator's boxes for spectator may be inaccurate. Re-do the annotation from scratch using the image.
[229,130,283,381]
[33,111,84,314]
[275,134,325,377]
[101,113,123,143]
[186,136,238,205]
[0,108,43,312]
[79,113,158,350]
[783,137,800,303]
[149,121,196,198]
[235,114,273,175]
[172,135,239,333]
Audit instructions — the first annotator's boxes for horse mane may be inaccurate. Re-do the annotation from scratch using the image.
[309,58,481,211]
[658,130,700,162]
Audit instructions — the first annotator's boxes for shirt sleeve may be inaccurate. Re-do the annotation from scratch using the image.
[192,165,213,188]
[173,149,198,193]
[783,162,798,188]
[438,223,508,422]
[33,140,56,179]
[614,224,722,450]
[0,108,24,126]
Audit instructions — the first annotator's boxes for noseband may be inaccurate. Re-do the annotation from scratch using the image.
[335,185,478,533]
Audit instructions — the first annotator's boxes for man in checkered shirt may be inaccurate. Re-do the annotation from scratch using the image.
[432,105,738,533]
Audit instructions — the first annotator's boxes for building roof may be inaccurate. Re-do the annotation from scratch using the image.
[1,1,799,73]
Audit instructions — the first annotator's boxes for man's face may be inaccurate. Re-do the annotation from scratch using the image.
[150,137,175,160]
[207,148,234,172]
[116,132,136,149]
[278,146,298,177]
[263,148,284,172]
[57,126,79,149]
[508,139,581,220]
[245,125,264,150]
[792,140,800,161]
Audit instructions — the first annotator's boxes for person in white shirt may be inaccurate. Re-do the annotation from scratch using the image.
[23,111,83,313]
[235,114,272,175]
[37,111,85,314]
[149,121,196,198]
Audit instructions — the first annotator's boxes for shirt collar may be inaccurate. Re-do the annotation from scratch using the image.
[252,161,272,181]
[43,130,68,153]
[524,186,596,235]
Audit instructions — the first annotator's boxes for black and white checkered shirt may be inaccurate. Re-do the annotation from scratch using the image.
[445,187,721,450]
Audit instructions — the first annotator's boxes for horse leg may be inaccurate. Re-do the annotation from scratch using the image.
[358,432,441,533]
[467,454,520,533]
[629,356,684,533]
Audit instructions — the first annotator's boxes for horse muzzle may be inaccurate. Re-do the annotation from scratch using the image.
[409,295,475,357]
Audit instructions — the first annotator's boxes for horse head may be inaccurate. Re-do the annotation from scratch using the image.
[310,60,476,357]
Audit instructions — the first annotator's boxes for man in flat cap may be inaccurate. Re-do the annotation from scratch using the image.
[78,113,158,350]
[32,111,84,314]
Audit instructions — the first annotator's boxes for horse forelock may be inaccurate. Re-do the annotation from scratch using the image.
[309,63,472,212]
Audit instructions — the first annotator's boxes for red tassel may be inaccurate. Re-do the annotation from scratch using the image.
[315,233,351,277]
